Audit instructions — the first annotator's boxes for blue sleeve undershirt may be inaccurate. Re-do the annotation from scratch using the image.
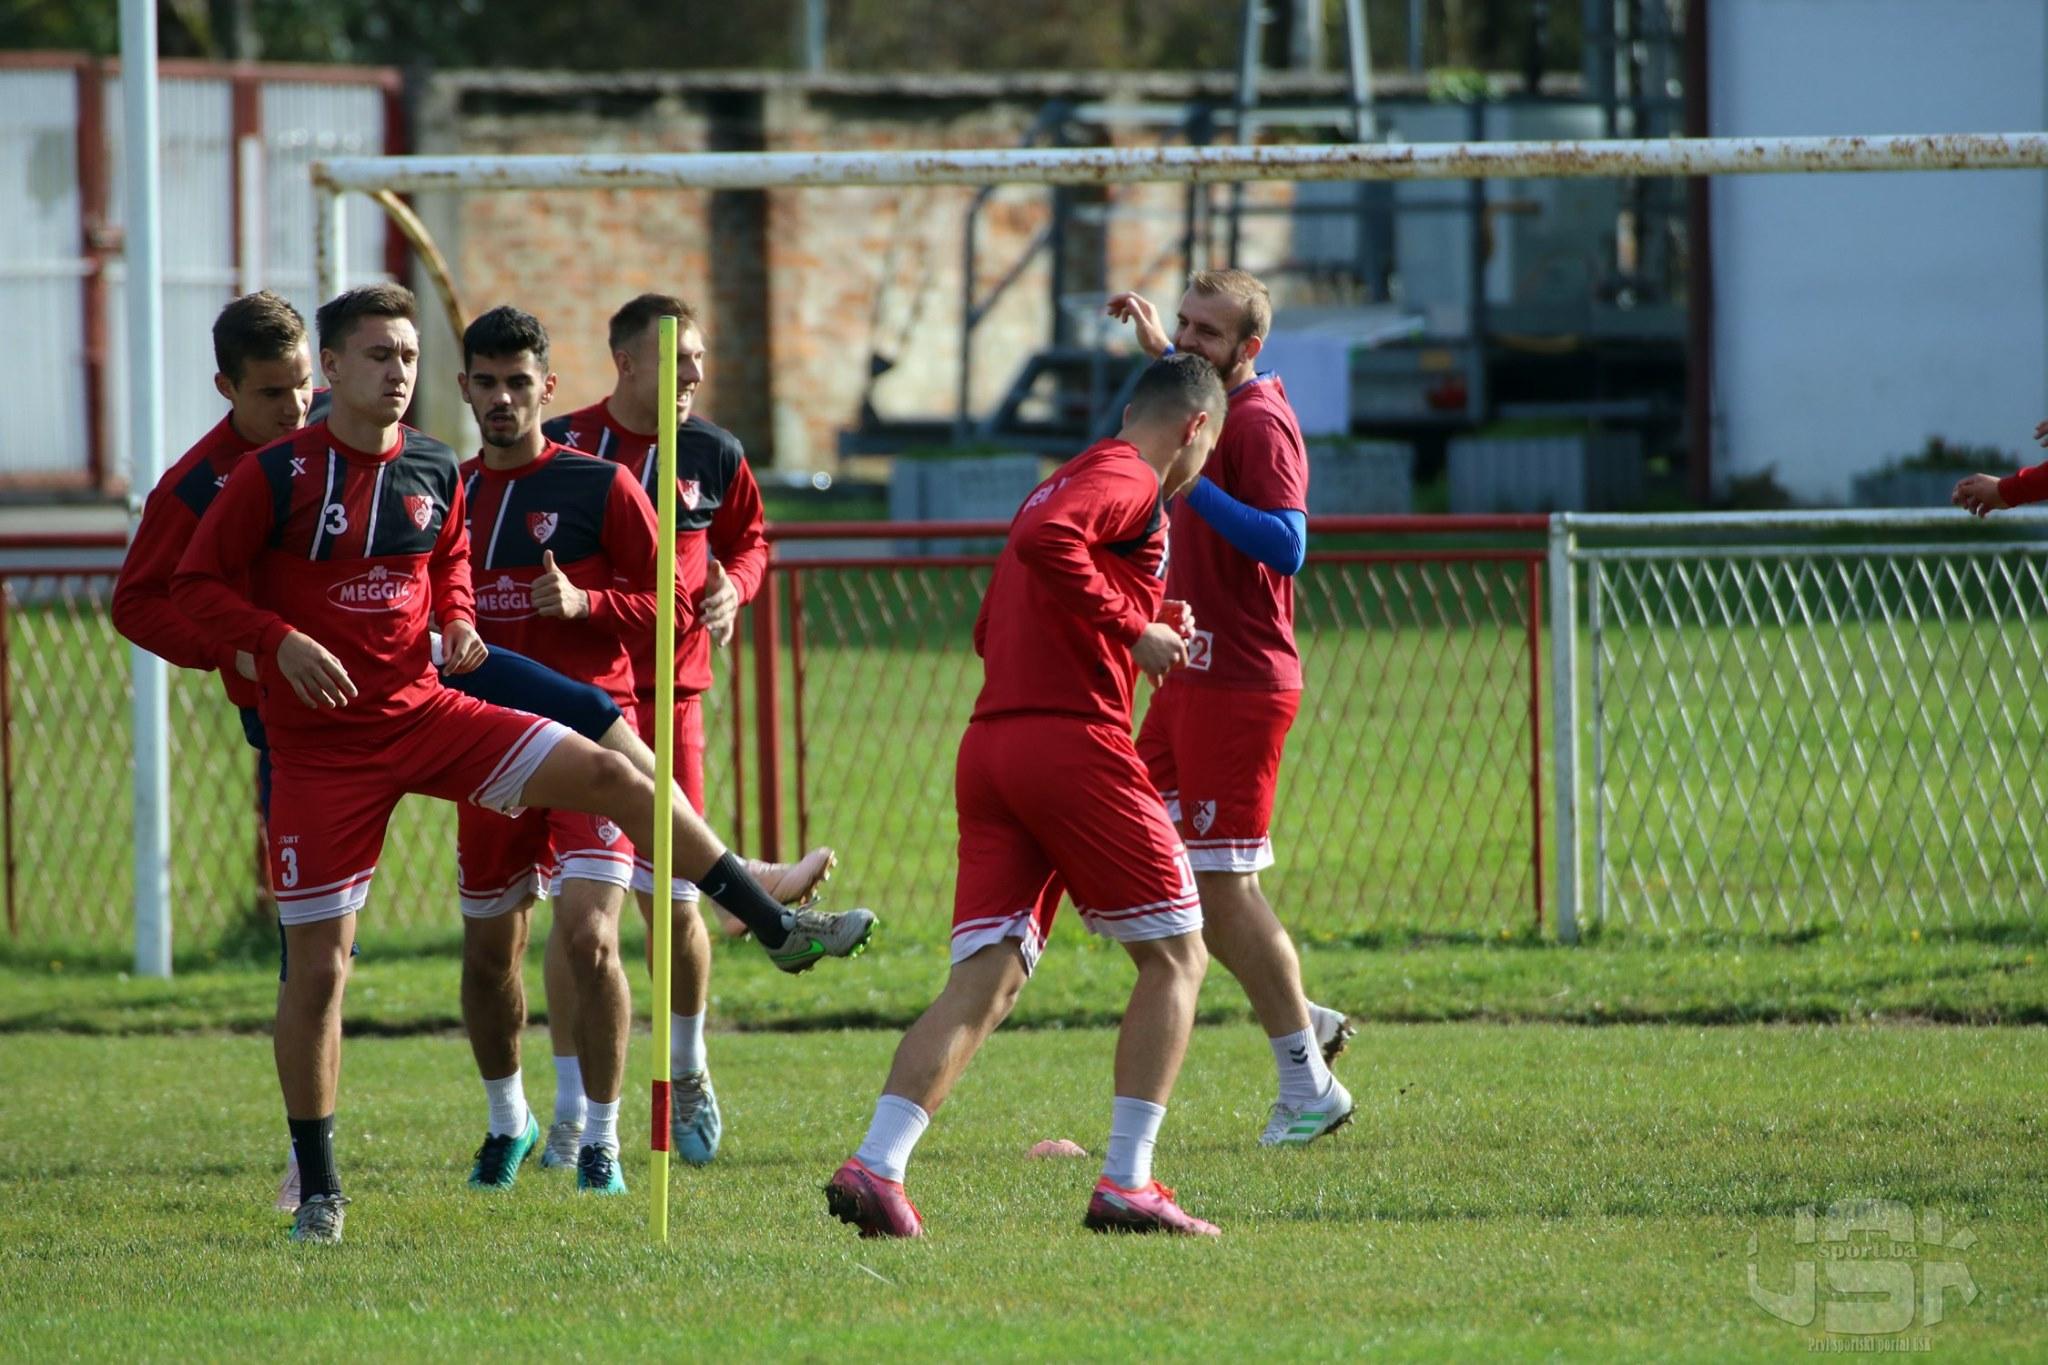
[1181,476,1307,575]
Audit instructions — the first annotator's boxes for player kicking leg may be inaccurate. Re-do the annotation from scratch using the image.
[171,286,875,1243]
[826,355,1227,1238]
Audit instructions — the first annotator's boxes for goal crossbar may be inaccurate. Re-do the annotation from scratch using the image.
[312,131,2048,195]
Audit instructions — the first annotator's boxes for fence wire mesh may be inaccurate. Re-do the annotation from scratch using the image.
[778,549,1544,942]
[1583,545,2048,933]
[0,567,737,954]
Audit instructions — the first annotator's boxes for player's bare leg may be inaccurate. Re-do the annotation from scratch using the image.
[597,717,836,933]
[879,941,1030,1111]
[516,738,875,972]
[551,879,630,1192]
[826,942,1028,1238]
[1197,869,1354,1147]
[540,918,585,1165]
[277,914,354,1243]
[460,903,539,1188]
[1084,930,1219,1235]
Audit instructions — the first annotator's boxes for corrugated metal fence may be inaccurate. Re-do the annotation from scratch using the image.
[0,55,401,492]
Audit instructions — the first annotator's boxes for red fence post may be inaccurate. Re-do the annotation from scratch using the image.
[1526,558,1545,932]
[0,582,14,939]
[752,561,782,864]
[788,570,809,855]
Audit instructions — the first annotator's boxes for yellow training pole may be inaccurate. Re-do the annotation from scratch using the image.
[649,315,678,1243]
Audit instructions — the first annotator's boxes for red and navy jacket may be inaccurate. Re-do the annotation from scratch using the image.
[113,413,263,709]
[460,442,662,710]
[542,400,767,699]
[170,420,473,750]
[114,390,337,711]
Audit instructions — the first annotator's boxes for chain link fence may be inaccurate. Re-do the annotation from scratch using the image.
[0,562,737,955]
[767,523,1546,942]
[1565,514,2048,935]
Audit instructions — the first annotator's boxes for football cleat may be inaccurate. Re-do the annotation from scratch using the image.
[289,1192,349,1245]
[1259,1079,1356,1148]
[765,906,876,974]
[468,1114,540,1188]
[671,1071,723,1166]
[1083,1179,1220,1236]
[824,1157,924,1239]
[541,1119,584,1170]
[576,1144,627,1195]
[1309,1002,1356,1066]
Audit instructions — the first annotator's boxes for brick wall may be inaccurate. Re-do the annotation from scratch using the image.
[412,71,1306,469]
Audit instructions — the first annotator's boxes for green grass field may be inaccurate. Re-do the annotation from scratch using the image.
[3,1019,2043,1361]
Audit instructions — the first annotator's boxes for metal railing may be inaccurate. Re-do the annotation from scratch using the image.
[749,517,1548,940]
[1551,510,2048,937]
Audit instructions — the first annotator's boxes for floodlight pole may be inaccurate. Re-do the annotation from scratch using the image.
[121,0,172,978]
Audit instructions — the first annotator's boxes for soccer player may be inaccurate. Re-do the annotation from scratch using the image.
[826,354,1225,1239]
[1106,271,1355,1147]
[540,293,831,1166]
[170,284,875,1245]
[115,291,833,1210]
[450,305,661,1195]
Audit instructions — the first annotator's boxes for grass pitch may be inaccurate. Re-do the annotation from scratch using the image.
[2,1022,2043,1361]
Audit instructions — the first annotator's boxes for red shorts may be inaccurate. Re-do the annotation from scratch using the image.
[951,716,1200,975]
[456,804,635,919]
[268,688,572,925]
[630,692,705,901]
[1135,682,1301,873]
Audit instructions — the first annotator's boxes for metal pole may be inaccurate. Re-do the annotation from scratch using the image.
[315,133,2048,195]
[236,134,264,296]
[1547,515,1580,943]
[315,187,345,303]
[121,0,172,979]
[1407,0,1424,71]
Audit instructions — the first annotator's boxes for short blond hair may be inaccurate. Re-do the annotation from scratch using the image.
[1187,268,1272,342]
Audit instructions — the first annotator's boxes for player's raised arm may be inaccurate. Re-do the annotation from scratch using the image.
[1105,290,1173,359]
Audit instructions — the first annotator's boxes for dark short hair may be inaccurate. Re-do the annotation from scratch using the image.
[607,293,698,353]
[463,305,550,371]
[315,283,419,355]
[212,291,306,384]
[1127,352,1227,430]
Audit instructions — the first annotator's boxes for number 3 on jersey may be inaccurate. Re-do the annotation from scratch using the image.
[322,503,349,537]
[279,845,300,889]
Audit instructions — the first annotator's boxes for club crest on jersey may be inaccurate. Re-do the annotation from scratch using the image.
[679,479,701,510]
[527,511,558,544]
[596,819,621,846]
[403,494,436,530]
[329,563,415,613]
[476,573,533,621]
[1191,800,1217,835]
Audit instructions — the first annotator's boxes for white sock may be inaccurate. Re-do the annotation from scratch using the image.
[1102,1096,1167,1190]
[852,1094,930,1182]
[552,1055,586,1126]
[483,1070,530,1138]
[1271,1027,1334,1106]
[671,1011,707,1077]
[584,1098,620,1154]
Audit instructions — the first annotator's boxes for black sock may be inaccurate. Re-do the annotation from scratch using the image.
[692,853,793,948]
[289,1114,340,1201]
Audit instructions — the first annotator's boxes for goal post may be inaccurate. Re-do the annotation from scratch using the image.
[293,129,2048,949]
